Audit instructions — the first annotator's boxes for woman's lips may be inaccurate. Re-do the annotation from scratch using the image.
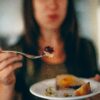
[48,14,59,20]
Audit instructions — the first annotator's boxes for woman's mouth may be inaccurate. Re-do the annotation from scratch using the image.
[48,14,59,20]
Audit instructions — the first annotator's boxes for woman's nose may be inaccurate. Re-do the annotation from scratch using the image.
[47,0,58,10]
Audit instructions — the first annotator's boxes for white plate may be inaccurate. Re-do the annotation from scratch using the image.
[30,78,100,100]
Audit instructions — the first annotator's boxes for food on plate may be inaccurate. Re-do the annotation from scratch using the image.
[44,86,57,96]
[56,74,85,89]
[44,74,92,97]
[63,93,72,97]
[44,86,72,97]
[74,82,91,96]
[43,46,54,58]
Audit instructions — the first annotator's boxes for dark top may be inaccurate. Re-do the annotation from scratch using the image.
[10,37,99,100]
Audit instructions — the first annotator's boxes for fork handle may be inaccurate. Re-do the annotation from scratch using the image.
[1,50,44,59]
[2,50,27,56]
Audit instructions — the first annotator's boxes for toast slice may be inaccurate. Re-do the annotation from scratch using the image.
[56,74,85,89]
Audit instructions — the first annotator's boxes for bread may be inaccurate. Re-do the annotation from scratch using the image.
[74,82,91,96]
[56,74,85,89]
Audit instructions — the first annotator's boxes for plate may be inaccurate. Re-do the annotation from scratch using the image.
[30,78,100,100]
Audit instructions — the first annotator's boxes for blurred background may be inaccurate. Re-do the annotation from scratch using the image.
[0,0,100,70]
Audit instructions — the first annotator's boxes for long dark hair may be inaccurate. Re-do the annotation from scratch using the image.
[22,0,80,76]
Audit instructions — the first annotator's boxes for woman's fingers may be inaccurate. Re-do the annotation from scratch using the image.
[0,51,23,85]
[5,63,22,75]
[94,74,100,82]
[0,55,23,71]
[0,52,17,62]
[91,74,100,82]
[0,62,22,79]
[0,62,22,85]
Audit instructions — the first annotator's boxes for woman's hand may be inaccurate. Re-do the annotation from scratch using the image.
[0,48,23,100]
[87,74,100,100]
[93,74,100,82]
[90,74,100,82]
[0,48,23,86]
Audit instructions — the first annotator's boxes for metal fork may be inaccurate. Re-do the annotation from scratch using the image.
[1,50,46,59]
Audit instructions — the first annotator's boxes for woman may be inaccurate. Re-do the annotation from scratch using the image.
[0,0,100,100]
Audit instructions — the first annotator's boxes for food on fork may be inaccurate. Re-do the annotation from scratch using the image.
[43,46,54,58]
[56,74,85,90]
[74,82,91,96]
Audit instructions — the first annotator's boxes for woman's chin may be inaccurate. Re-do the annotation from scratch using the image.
[43,24,61,30]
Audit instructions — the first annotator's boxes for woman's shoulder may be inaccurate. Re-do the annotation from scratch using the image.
[78,37,97,63]
[79,37,97,55]
[79,38,95,47]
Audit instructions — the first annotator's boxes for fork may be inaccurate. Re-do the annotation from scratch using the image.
[1,50,46,59]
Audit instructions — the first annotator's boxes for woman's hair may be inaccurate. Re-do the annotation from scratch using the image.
[22,0,80,75]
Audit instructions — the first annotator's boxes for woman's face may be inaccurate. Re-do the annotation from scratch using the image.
[33,0,68,30]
